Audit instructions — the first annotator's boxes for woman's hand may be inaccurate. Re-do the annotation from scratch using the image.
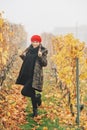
[38,50,42,57]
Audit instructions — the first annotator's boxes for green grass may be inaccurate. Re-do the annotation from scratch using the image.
[20,110,65,130]
[20,108,82,130]
[20,94,83,130]
[20,69,85,130]
[20,98,65,130]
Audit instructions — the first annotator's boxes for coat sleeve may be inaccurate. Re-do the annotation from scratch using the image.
[20,54,26,60]
[38,50,48,67]
[19,46,30,60]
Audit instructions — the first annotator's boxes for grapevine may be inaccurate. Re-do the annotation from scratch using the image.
[52,34,87,115]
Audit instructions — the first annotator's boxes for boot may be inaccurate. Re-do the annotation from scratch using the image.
[32,108,38,117]
[35,94,42,106]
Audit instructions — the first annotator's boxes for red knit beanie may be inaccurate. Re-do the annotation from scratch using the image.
[31,35,42,43]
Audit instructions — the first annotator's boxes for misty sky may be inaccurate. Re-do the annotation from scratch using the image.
[0,0,87,36]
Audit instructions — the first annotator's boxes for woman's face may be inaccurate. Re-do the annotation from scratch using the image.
[31,41,40,48]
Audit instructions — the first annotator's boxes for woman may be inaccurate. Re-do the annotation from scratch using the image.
[16,35,48,117]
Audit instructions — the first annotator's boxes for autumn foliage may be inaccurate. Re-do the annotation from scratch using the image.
[52,33,87,116]
[0,85,27,130]
[0,12,27,87]
[0,12,87,130]
[0,12,28,130]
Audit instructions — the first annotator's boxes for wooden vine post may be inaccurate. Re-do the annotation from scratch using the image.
[76,57,80,125]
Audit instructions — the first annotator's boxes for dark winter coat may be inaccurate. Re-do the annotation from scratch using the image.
[16,44,48,93]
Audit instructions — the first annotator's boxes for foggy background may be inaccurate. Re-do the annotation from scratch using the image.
[0,0,87,43]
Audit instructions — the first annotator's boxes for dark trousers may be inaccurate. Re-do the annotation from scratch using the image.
[30,88,37,109]
[21,84,37,109]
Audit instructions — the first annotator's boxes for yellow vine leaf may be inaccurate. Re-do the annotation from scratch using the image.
[0,18,4,27]
[0,33,3,42]
[43,127,48,130]
[0,47,3,53]
[80,72,87,80]
[2,56,6,65]
[3,50,8,59]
